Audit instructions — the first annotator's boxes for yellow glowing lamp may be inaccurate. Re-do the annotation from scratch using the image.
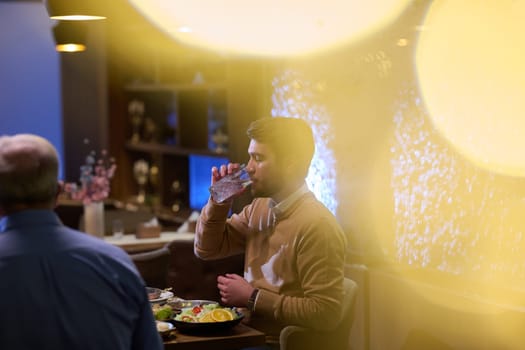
[52,21,87,53]
[44,0,106,21]
[127,0,411,56]
[50,15,106,21]
[415,1,525,176]
[55,44,87,53]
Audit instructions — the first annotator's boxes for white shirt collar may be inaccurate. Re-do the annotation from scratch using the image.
[270,183,310,216]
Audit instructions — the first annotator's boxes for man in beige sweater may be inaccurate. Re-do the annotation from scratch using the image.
[195,117,347,348]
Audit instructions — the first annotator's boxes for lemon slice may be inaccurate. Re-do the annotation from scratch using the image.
[211,308,234,322]
[199,311,215,322]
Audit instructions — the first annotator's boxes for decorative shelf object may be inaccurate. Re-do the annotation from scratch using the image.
[125,141,229,158]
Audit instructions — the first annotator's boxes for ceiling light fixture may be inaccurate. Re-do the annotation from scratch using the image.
[52,21,87,53]
[44,0,107,21]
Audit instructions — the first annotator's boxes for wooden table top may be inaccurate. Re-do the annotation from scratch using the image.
[163,323,266,350]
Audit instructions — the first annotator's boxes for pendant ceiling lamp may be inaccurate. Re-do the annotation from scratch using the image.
[44,0,106,21]
[52,21,87,53]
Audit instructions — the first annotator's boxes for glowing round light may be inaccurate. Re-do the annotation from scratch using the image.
[50,15,106,21]
[128,0,411,56]
[415,1,525,176]
[55,44,86,52]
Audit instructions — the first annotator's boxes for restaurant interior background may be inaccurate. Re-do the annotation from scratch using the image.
[1,0,524,349]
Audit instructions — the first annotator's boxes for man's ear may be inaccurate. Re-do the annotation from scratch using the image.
[54,181,63,208]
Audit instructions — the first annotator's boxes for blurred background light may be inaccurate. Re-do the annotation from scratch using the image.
[127,0,412,56]
[415,1,525,176]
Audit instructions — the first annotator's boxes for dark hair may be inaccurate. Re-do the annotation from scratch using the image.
[0,135,59,209]
[246,117,315,176]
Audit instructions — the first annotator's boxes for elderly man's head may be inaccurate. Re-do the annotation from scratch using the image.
[0,134,59,213]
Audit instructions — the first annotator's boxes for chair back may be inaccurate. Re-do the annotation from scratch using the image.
[165,239,244,301]
[130,246,171,288]
[280,277,359,350]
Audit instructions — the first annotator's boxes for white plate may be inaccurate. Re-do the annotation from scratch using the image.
[150,291,174,304]
[156,321,175,335]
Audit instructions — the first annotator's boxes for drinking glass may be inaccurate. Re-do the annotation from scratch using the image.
[209,165,252,203]
[112,219,124,239]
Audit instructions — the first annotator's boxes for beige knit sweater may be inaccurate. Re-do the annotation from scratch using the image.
[195,191,347,340]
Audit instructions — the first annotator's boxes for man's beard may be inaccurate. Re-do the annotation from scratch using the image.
[250,180,278,198]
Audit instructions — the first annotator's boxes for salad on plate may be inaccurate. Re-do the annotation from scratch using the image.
[174,303,239,323]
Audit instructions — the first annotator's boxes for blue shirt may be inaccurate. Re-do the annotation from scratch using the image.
[0,210,162,350]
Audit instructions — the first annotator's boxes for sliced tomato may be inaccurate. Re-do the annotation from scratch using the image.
[192,306,202,315]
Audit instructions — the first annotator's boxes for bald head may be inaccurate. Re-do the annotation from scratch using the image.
[0,134,60,212]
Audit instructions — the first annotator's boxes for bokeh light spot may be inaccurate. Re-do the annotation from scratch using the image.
[128,0,412,57]
[415,1,525,176]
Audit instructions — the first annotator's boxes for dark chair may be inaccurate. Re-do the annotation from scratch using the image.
[130,245,171,288]
[279,278,359,350]
[55,199,84,230]
[165,239,244,301]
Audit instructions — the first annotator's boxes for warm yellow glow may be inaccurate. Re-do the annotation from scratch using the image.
[415,1,525,176]
[50,15,106,21]
[396,38,408,47]
[56,44,86,52]
[127,0,411,56]
[178,26,192,33]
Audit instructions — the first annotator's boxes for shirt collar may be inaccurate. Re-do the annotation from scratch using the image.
[2,210,62,232]
[270,183,310,217]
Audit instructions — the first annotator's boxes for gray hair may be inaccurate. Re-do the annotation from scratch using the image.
[0,134,59,209]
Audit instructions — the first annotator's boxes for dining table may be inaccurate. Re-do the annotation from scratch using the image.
[162,323,266,350]
[104,231,195,253]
